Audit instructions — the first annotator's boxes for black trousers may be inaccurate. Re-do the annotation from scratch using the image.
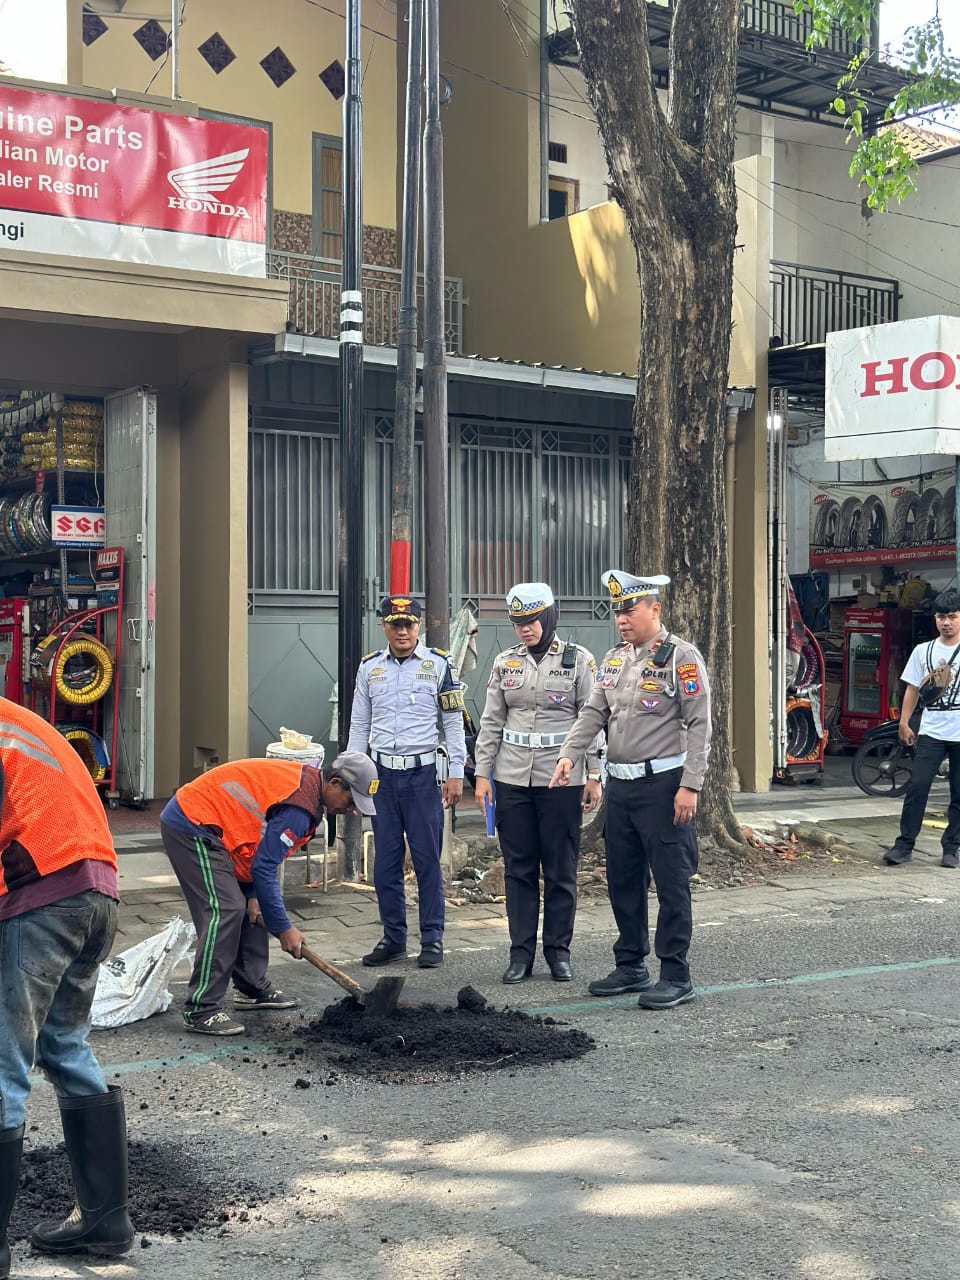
[495,781,583,964]
[897,735,960,852]
[604,769,699,983]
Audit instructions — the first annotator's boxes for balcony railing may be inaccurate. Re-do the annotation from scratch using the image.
[740,0,860,57]
[267,249,464,356]
[770,261,900,347]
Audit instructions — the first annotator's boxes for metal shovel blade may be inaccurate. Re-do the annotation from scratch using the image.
[301,944,405,1015]
[362,974,406,1016]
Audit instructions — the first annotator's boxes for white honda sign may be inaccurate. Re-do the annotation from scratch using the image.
[825,315,960,461]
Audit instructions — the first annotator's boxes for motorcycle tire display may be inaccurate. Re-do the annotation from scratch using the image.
[786,699,820,760]
[852,739,913,797]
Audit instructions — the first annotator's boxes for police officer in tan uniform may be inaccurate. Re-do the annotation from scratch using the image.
[473,583,602,984]
[551,570,711,1009]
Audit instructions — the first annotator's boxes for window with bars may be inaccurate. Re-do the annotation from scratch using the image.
[541,435,612,598]
[248,421,338,592]
[460,424,535,597]
[249,416,631,602]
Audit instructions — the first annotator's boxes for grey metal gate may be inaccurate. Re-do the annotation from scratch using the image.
[248,412,632,750]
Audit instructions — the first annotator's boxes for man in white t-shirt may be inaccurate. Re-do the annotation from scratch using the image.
[884,590,960,868]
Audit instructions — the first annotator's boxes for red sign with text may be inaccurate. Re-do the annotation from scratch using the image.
[51,506,106,548]
[0,84,268,275]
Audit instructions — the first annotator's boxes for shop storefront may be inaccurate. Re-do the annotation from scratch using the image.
[0,77,286,797]
[772,316,960,776]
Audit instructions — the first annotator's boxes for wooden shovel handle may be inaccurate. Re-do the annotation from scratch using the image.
[300,943,365,1000]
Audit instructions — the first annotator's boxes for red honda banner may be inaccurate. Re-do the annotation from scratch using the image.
[0,84,268,275]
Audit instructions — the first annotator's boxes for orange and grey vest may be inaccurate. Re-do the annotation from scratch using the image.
[176,759,321,881]
[0,697,117,896]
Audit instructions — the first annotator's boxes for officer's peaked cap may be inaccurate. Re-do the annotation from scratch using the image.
[506,582,555,620]
[602,569,670,610]
[379,595,422,623]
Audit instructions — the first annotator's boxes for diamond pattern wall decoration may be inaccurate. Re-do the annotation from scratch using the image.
[260,46,296,88]
[82,10,108,46]
[133,19,170,61]
[198,32,236,74]
[319,60,345,100]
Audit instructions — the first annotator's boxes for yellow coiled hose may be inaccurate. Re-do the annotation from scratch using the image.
[32,634,114,705]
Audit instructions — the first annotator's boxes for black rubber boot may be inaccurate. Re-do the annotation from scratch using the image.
[31,1086,134,1258]
[0,1125,24,1280]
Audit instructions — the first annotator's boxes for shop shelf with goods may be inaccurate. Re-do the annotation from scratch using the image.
[0,391,117,796]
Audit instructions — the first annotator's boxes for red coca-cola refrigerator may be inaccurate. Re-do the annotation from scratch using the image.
[840,606,911,744]
[0,597,30,705]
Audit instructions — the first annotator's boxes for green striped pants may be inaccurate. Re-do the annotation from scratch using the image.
[160,821,271,1017]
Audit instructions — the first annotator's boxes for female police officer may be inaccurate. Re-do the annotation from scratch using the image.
[473,583,602,984]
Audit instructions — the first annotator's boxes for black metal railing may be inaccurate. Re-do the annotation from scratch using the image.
[770,261,900,346]
[740,0,861,57]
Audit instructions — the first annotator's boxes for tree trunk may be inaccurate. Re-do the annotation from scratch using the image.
[568,0,745,853]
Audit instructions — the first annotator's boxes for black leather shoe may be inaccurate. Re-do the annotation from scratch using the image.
[636,979,695,1010]
[502,961,533,984]
[362,938,407,967]
[883,846,913,865]
[588,965,653,997]
[417,941,443,968]
[942,848,959,868]
[549,960,573,982]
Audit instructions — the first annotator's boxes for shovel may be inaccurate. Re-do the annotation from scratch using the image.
[300,943,405,1016]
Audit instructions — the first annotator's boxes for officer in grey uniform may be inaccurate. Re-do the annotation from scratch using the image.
[551,570,711,1009]
[347,595,466,970]
[473,583,602,984]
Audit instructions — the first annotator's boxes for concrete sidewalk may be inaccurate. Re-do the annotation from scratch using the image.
[111,801,959,970]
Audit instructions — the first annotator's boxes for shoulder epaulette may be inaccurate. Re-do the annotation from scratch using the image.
[361,650,381,663]
[430,647,451,659]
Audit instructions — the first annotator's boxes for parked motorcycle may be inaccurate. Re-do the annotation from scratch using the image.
[851,712,948,797]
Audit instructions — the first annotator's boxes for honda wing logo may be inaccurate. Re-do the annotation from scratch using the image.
[166,148,251,218]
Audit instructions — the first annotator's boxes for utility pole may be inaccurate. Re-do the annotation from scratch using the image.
[390,0,424,595]
[337,0,364,878]
[170,0,181,98]
[539,0,550,222]
[422,0,448,649]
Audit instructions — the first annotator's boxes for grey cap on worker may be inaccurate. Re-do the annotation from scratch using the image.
[330,752,379,816]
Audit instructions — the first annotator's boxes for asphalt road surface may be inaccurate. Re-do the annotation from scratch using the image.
[12,878,960,1280]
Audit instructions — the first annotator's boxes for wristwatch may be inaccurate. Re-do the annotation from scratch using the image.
[586,771,601,781]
